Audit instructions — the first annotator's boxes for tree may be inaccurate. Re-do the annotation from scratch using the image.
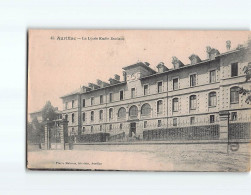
[238,62,251,104]
[41,101,57,121]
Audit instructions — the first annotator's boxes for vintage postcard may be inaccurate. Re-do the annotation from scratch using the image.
[27,30,251,171]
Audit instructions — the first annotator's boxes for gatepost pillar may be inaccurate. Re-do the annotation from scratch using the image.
[219,111,230,141]
[61,118,69,150]
[44,119,50,150]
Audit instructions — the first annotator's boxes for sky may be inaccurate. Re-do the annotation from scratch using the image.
[28,30,250,113]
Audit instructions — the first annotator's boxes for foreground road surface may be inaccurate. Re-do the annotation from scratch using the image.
[27,143,250,171]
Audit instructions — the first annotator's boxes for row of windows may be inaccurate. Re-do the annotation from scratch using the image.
[172,112,238,127]
[172,92,217,112]
[172,70,216,91]
[171,87,240,112]
[72,112,239,134]
[82,119,163,133]
[172,63,238,91]
[66,88,240,123]
[82,101,163,122]
[80,82,163,108]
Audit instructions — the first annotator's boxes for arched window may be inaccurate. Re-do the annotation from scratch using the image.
[157,100,163,114]
[109,108,113,119]
[82,127,85,134]
[91,111,94,121]
[118,107,126,118]
[99,110,103,120]
[141,103,151,116]
[129,105,138,117]
[190,95,197,110]
[230,87,239,104]
[209,92,217,107]
[172,98,178,112]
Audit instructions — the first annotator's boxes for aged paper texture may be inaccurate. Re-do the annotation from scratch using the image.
[27,30,251,171]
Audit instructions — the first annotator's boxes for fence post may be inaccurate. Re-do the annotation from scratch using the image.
[219,111,230,141]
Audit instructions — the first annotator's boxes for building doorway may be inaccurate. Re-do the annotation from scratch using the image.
[129,122,136,137]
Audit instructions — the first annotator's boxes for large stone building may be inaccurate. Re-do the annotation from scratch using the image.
[60,40,251,140]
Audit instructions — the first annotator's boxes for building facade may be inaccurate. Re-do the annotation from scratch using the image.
[60,40,251,140]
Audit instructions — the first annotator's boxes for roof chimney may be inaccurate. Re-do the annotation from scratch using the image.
[82,86,91,92]
[156,62,168,73]
[109,78,120,85]
[88,83,100,90]
[123,71,127,82]
[144,62,150,67]
[114,74,120,81]
[172,56,184,69]
[226,40,231,51]
[206,46,220,60]
[189,54,201,65]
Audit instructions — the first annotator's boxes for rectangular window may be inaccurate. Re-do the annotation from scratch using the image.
[100,125,102,131]
[144,85,149,96]
[231,63,238,77]
[131,88,136,98]
[190,95,197,110]
[173,118,177,126]
[72,113,74,123]
[120,123,123,130]
[109,109,113,119]
[109,124,112,131]
[172,98,178,112]
[120,90,124,100]
[190,74,196,87]
[144,121,147,128]
[91,111,94,121]
[209,92,217,107]
[158,82,163,93]
[99,110,103,120]
[157,120,162,127]
[173,78,178,90]
[65,102,68,109]
[100,95,103,104]
[82,99,85,107]
[231,112,237,121]
[190,117,195,125]
[109,93,113,102]
[72,100,75,108]
[91,97,94,105]
[157,100,163,114]
[230,87,239,104]
[209,70,216,83]
[210,115,215,123]
[82,112,85,122]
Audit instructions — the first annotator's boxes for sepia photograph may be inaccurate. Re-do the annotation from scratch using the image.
[27,30,251,171]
